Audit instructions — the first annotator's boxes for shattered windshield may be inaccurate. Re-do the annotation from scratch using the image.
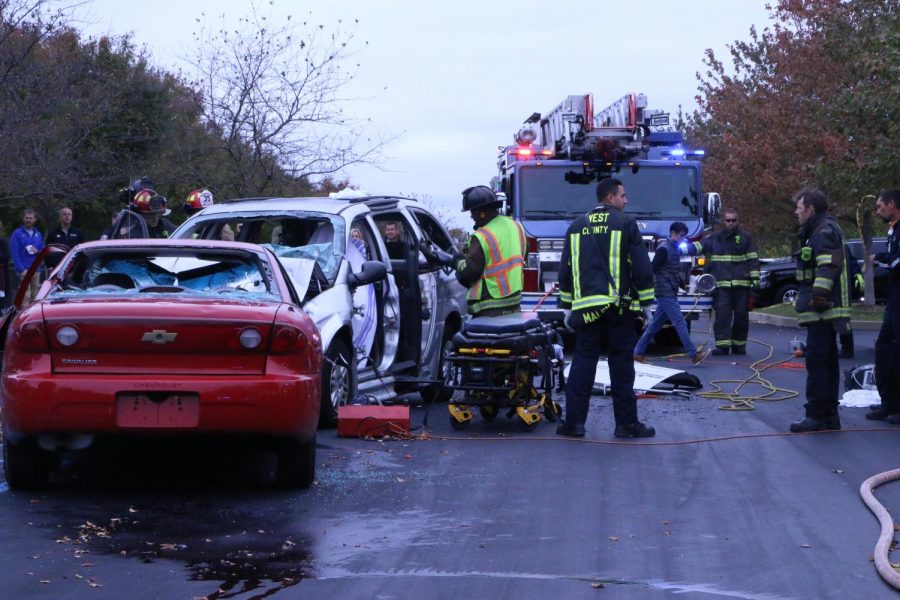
[519,164,701,220]
[176,211,345,283]
[49,247,280,300]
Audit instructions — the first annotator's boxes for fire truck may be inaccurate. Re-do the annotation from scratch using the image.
[493,92,721,325]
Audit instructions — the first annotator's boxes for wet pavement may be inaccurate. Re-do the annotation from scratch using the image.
[2,318,899,599]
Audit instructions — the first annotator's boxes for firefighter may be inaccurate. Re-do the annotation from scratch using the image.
[868,188,900,425]
[427,186,526,317]
[128,189,175,239]
[689,208,760,355]
[184,189,214,216]
[789,188,850,433]
[556,178,656,438]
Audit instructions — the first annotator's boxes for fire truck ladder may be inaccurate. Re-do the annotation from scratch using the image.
[537,94,594,160]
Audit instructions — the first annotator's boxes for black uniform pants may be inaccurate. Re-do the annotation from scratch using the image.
[713,287,750,348]
[804,320,839,419]
[875,302,900,412]
[564,308,639,429]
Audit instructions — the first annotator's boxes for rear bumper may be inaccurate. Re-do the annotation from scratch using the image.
[1,372,320,439]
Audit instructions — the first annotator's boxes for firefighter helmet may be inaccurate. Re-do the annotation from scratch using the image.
[461,186,502,212]
[184,189,214,215]
[133,189,169,216]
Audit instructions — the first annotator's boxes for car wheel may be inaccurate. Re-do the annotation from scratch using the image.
[319,338,354,429]
[3,437,51,490]
[776,283,799,305]
[275,435,316,488]
[420,327,456,403]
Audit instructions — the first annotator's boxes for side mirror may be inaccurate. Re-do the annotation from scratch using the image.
[706,192,722,223]
[348,260,387,289]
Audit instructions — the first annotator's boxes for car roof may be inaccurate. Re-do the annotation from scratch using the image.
[199,195,421,216]
[72,238,269,253]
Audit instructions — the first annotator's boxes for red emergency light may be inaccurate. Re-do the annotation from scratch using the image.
[512,146,554,159]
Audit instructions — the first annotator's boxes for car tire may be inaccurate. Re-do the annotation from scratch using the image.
[775,283,799,305]
[319,338,354,429]
[275,435,316,488]
[420,327,456,404]
[3,437,51,490]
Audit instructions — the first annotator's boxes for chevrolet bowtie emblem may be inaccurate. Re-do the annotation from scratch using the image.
[142,330,178,344]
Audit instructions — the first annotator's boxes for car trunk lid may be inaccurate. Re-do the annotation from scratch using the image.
[43,298,278,375]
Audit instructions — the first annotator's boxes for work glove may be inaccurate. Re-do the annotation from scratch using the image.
[421,241,458,268]
[562,309,575,333]
[853,273,865,294]
[810,295,832,312]
[642,306,654,324]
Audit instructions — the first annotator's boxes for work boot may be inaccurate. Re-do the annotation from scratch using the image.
[887,413,900,425]
[789,416,841,433]
[633,354,648,364]
[614,421,656,438]
[711,347,730,356]
[866,406,895,421]
[556,421,586,438]
[691,347,711,366]
[732,346,747,355]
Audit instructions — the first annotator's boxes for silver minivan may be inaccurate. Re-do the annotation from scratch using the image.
[171,194,468,426]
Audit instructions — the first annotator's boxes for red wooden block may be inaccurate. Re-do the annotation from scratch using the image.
[337,405,410,438]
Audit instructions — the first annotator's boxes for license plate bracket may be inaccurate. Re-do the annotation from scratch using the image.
[116,393,200,428]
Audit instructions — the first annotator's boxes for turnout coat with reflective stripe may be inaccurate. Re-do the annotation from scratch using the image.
[463,215,526,314]
[558,204,654,316]
[794,212,850,328]
[691,227,760,288]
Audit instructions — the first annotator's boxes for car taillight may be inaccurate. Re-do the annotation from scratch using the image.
[269,323,308,354]
[13,320,50,353]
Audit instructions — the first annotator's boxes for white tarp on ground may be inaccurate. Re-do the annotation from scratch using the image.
[563,360,700,395]
[841,389,881,408]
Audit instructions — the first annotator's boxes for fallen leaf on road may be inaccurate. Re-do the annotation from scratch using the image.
[40,580,50,584]
[591,582,605,589]
[608,536,619,542]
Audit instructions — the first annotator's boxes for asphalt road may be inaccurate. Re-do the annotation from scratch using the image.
[2,318,898,599]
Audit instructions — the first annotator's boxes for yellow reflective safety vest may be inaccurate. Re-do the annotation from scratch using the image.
[467,215,526,314]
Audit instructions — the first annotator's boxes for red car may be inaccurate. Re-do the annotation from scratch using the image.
[1,239,322,489]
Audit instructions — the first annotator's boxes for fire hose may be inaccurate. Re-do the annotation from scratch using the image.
[859,468,900,590]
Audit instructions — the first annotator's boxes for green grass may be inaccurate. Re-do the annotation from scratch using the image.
[755,302,884,321]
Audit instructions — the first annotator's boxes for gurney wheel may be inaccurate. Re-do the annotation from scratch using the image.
[450,416,471,431]
[544,401,562,422]
[479,406,498,422]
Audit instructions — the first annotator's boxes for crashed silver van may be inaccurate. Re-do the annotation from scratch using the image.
[171,193,468,426]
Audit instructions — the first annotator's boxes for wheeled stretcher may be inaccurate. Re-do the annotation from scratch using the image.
[444,312,564,431]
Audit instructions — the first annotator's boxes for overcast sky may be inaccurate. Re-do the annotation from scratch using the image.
[77,0,774,220]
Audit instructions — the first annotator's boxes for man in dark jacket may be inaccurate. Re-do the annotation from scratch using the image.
[556,178,655,438]
[633,222,710,365]
[45,207,85,249]
[789,188,850,433]
[867,188,900,425]
[691,209,760,355]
